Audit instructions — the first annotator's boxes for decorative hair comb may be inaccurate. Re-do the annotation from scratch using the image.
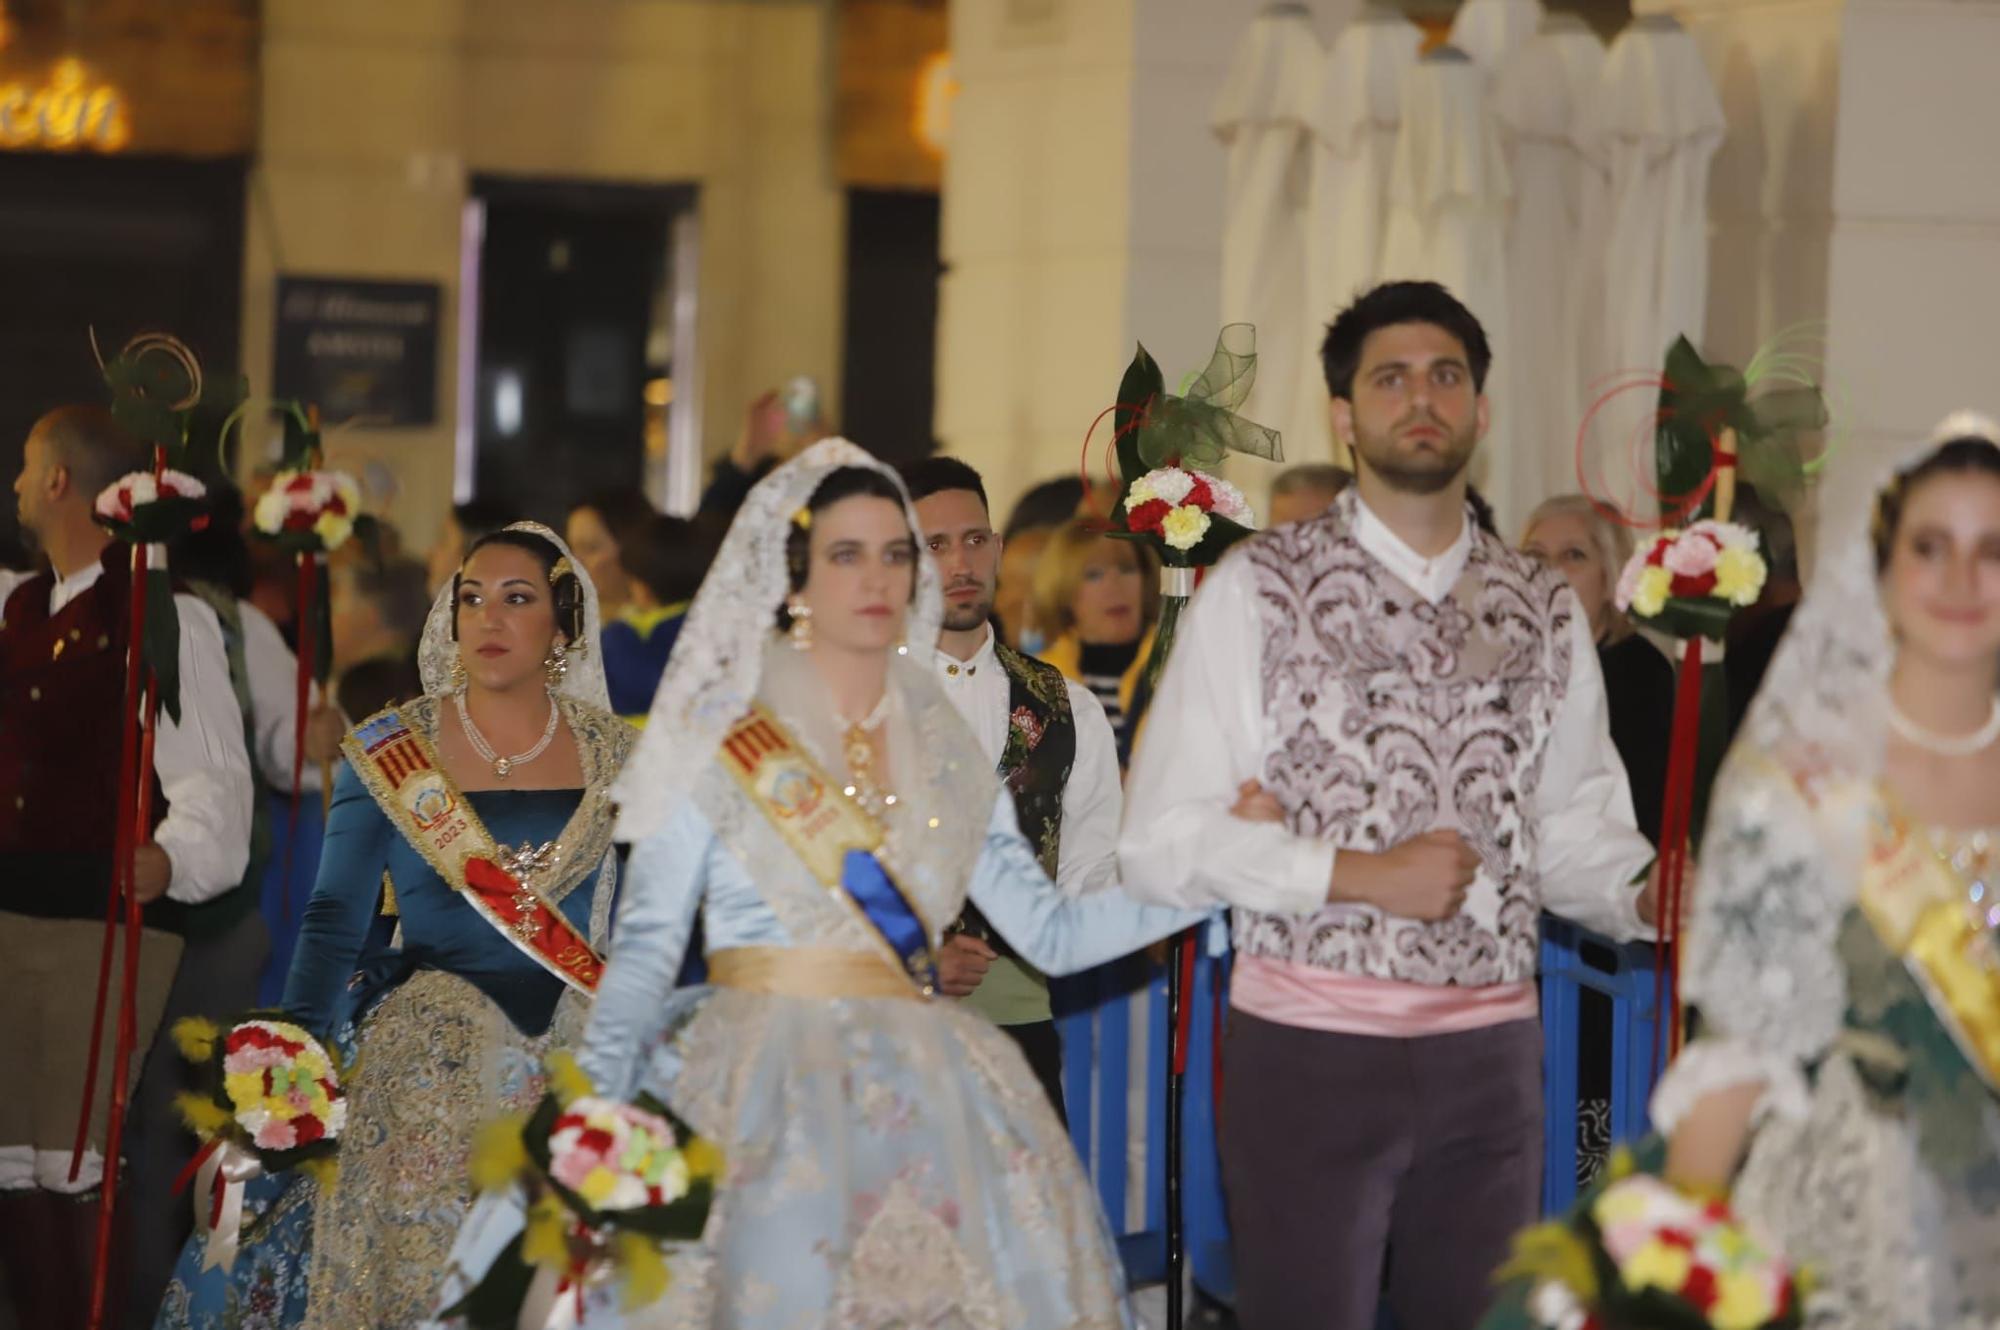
[792,508,813,531]
[549,555,574,583]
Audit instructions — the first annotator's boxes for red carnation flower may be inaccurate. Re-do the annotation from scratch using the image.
[1658,1226,1696,1251]
[1127,498,1171,535]
[1680,1264,1719,1312]
[293,1114,326,1147]
[1671,570,1718,598]
[1185,476,1215,511]
[577,1127,617,1156]
[284,474,317,495]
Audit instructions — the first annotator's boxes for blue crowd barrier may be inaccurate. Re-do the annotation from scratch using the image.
[1537,915,1668,1214]
[1052,915,1668,1312]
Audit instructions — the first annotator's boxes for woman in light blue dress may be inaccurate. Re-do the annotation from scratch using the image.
[155,523,632,1330]
[438,441,1213,1329]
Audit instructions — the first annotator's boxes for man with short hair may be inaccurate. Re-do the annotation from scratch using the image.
[899,455,1125,1118]
[1120,281,1662,1330]
[1267,461,1354,527]
[0,405,253,1326]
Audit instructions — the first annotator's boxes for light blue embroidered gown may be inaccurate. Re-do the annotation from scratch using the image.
[155,695,630,1330]
[437,679,1207,1330]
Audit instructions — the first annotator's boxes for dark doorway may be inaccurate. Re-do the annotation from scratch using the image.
[0,153,246,565]
[468,177,695,529]
[840,189,940,462]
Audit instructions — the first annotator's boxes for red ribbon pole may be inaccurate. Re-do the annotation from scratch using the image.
[69,541,149,1183]
[1651,637,1706,1070]
[282,551,316,920]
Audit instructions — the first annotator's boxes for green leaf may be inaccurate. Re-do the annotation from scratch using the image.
[312,560,334,686]
[1113,344,1165,485]
[144,569,182,725]
[1643,596,1737,643]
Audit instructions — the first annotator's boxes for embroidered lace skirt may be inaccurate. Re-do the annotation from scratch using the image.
[435,987,1138,1330]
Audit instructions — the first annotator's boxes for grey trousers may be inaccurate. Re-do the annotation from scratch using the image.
[1220,1011,1543,1330]
[120,910,270,1330]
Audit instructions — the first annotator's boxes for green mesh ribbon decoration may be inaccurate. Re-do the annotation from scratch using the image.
[1654,334,1829,526]
[1123,323,1284,474]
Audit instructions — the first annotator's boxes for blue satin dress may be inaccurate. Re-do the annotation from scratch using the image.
[155,731,622,1330]
[436,758,1209,1328]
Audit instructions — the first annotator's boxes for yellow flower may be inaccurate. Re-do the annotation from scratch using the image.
[313,509,354,549]
[1124,476,1158,508]
[577,1164,621,1208]
[1620,1238,1692,1294]
[1631,565,1673,618]
[1713,546,1766,607]
[1712,1269,1775,1330]
[1160,504,1211,552]
[223,1070,266,1110]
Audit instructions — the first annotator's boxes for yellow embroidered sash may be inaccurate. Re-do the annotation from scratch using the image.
[1862,815,2000,1090]
[343,708,605,994]
[717,706,937,995]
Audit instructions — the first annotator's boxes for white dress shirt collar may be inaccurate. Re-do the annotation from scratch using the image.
[49,558,107,615]
[933,623,1000,681]
[1351,494,1473,605]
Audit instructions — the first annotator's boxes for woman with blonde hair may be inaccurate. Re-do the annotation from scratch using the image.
[1031,520,1159,762]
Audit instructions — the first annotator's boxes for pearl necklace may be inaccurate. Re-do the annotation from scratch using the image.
[455,690,561,779]
[1886,697,2000,758]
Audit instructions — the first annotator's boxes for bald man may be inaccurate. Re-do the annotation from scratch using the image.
[0,406,253,1327]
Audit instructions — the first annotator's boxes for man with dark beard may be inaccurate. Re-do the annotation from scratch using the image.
[900,456,1125,1119]
[1119,282,1665,1330]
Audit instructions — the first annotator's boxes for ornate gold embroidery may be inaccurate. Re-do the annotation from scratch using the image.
[299,970,592,1329]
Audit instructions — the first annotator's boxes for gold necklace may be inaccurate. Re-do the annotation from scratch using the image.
[837,692,897,818]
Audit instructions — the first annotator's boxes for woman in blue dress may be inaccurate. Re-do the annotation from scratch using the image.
[155,521,633,1329]
[437,441,1215,1329]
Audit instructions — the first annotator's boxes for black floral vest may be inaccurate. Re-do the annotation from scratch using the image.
[954,642,1076,956]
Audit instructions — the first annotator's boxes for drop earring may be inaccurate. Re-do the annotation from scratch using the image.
[449,645,468,694]
[788,600,813,651]
[543,638,569,688]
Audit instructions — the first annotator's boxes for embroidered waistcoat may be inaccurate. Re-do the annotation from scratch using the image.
[952,643,1075,959]
[1236,495,1574,986]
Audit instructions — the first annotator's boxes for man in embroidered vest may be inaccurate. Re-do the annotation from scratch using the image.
[0,406,253,1327]
[901,456,1126,1119]
[1120,282,1663,1330]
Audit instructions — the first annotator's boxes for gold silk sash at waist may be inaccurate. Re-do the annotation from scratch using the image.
[707,947,931,1002]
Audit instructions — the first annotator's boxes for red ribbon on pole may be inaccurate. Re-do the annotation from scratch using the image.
[69,540,150,1184]
[1651,637,1707,1069]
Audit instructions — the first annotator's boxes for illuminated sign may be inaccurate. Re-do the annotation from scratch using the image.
[0,58,132,153]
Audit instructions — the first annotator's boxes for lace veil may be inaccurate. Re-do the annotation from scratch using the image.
[415,519,612,712]
[612,438,947,841]
[1654,409,2000,1134]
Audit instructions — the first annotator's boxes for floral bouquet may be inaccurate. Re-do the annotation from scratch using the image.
[94,468,211,544]
[1491,1151,1807,1330]
[252,464,364,555]
[170,1015,348,1269]
[444,1053,720,1327]
[1615,521,1767,644]
[1091,323,1282,697]
[1120,466,1256,556]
